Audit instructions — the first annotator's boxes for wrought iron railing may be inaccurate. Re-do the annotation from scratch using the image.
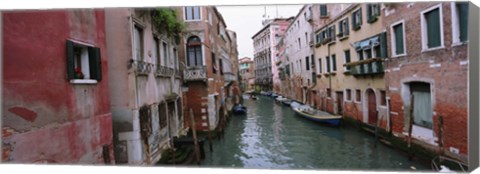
[348,58,384,76]
[155,65,174,77]
[133,60,152,75]
[184,65,207,81]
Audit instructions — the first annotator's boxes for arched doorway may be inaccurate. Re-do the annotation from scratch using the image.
[366,89,377,125]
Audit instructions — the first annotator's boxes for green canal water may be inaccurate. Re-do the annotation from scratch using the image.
[201,95,430,171]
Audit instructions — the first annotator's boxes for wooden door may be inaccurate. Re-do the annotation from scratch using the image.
[336,92,343,115]
[368,90,377,124]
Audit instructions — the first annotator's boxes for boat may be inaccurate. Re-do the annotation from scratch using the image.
[232,104,247,114]
[292,106,342,126]
[281,99,292,106]
[249,94,258,100]
[275,96,286,102]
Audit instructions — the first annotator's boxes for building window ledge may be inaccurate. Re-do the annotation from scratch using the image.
[392,53,407,58]
[452,41,468,48]
[70,79,98,84]
[421,46,445,53]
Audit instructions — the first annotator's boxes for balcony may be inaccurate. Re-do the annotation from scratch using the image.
[133,60,152,76]
[224,72,236,82]
[346,58,384,76]
[184,66,207,81]
[306,11,313,22]
[155,65,174,77]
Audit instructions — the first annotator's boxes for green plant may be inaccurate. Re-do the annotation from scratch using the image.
[151,8,185,43]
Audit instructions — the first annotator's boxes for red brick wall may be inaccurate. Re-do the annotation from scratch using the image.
[383,2,468,156]
[183,82,209,130]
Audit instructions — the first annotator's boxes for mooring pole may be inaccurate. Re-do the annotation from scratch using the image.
[190,109,201,165]
[407,95,414,161]
[374,110,379,148]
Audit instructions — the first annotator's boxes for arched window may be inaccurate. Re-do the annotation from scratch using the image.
[186,36,203,67]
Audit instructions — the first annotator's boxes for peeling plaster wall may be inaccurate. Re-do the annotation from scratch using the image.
[2,10,113,164]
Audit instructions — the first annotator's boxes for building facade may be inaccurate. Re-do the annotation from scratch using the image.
[252,18,291,92]
[314,3,388,129]
[382,2,469,163]
[2,9,114,163]
[239,57,255,92]
[105,8,185,164]
[177,6,238,132]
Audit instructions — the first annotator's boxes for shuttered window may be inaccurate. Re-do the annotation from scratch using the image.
[352,8,362,30]
[185,6,201,20]
[326,56,330,73]
[457,3,469,42]
[66,40,102,81]
[318,59,322,73]
[305,56,310,70]
[393,23,405,55]
[331,54,337,71]
[425,8,441,48]
[320,5,328,17]
[344,50,351,71]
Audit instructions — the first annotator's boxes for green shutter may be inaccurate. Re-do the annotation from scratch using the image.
[345,18,350,35]
[319,59,322,73]
[66,40,75,80]
[326,56,330,72]
[332,55,336,71]
[367,4,372,21]
[89,47,102,81]
[305,56,310,70]
[359,8,363,25]
[345,50,351,71]
[393,24,404,55]
[338,21,343,36]
[458,3,469,42]
[320,5,327,16]
[426,8,441,48]
[380,32,388,58]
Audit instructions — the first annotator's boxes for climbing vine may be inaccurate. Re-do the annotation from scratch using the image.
[151,8,185,43]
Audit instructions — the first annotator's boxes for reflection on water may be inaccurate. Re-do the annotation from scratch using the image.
[202,95,429,171]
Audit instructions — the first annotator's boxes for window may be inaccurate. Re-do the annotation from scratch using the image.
[329,25,336,42]
[318,58,322,73]
[305,56,310,71]
[212,52,217,73]
[327,88,331,98]
[391,21,406,56]
[344,50,351,71]
[305,32,308,44]
[298,38,301,49]
[154,37,160,65]
[311,55,315,69]
[366,3,380,23]
[331,54,337,72]
[133,26,143,60]
[158,102,167,129]
[326,56,330,73]
[185,6,201,20]
[173,48,178,70]
[410,82,433,129]
[346,89,352,101]
[162,42,168,66]
[352,8,362,30]
[186,36,203,67]
[338,18,349,38]
[219,58,224,75]
[355,89,361,102]
[66,40,102,82]
[421,5,443,50]
[452,2,469,43]
[320,5,328,17]
[380,90,386,106]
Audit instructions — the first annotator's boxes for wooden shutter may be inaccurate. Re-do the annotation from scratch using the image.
[338,21,343,36]
[89,47,102,81]
[305,56,310,70]
[359,8,363,25]
[326,56,330,72]
[345,50,351,71]
[332,55,336,71]
[318,59,322,73]
[320,5,327,16]
[458,3,469,42]
[380,32,388,58]
[393,24,404,55]
[345,18,350,35]
[426,8,441,48]
[367,4,372,21]
[66,40,75,79]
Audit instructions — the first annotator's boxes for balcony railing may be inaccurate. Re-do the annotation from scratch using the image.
[133,60,152,75]
[155,65,174,77]
[184,65,207,81]
[346,58,384,76]
[224,72,236,82]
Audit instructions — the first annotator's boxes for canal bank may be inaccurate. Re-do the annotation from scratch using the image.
[200,95,431,171]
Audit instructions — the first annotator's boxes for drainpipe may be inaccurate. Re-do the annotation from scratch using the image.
[327,40,332,113]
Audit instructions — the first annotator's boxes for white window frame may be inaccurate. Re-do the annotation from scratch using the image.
[450,2,468,46]
[420,4,444,52]
[68,39,98,84]
[184,6,202,22]
[390,20,407,57]
[345,89,352,102]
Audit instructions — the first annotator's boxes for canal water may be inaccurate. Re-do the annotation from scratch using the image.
[202,95,430,171]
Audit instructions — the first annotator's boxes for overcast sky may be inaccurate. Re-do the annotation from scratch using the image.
[217,5,303,59]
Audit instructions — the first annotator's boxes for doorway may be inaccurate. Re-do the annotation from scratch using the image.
[367,89,377,125]
[336,91,344,115]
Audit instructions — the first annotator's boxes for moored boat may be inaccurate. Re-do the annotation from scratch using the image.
[232,104,247,114]
[292,106,342,126]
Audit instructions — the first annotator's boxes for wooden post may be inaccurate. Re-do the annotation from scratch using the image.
[408,94,414,161]
[374,110,379,148]
[438,116,444,156]
[206,109,213,152]
[190,109,201,165]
